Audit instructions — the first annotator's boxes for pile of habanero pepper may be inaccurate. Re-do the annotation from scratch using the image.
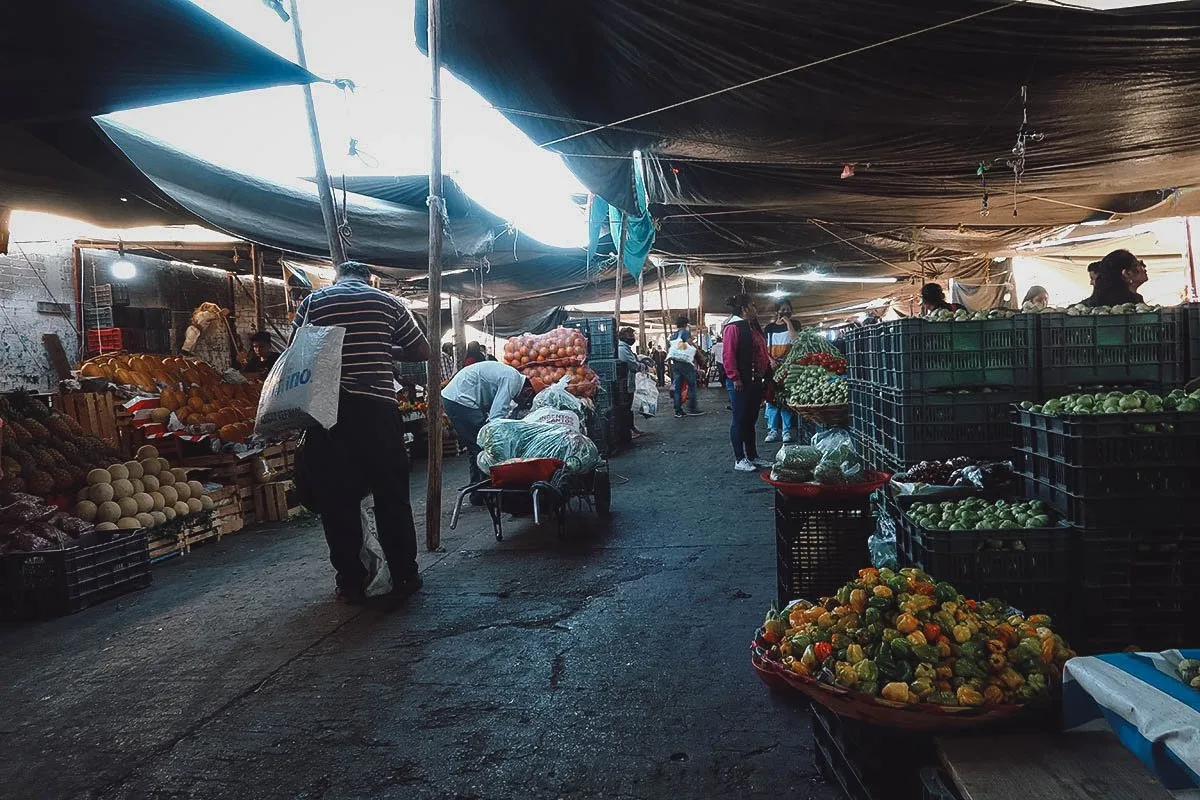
[759,567,1075,708]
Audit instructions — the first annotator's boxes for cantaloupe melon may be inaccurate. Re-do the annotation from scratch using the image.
[186,497,203,514]
[141,474,160,493]
[150,491,165,511]
[96,500,122,524]
[131,478,144,494]
[199,495,215,512]
[133,492,154,514]
[150,511,167,526]
[95,521,119,532]
[157,457,171,474]
[117,496,138,518]
[87,468,112,485]
[88,482,115,504]
[140,458,162,477]
[171,468,188,484]
[174,482,192,502]
[186,480,204,498]
[160,485,178,505]
[123,460,144,480]
[173,501,190,517]
[157,468,175,486]
[75,500,98,521]
[135,512,155,528]
[77,486,91,502]
[137,444,159,461]
[107,463,130,481]
[111,478,134,499]
[116,517,141,529]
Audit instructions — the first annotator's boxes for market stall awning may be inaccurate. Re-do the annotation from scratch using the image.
[417,0,1200,236]
[0,0,316,124]
[95,119,497,270]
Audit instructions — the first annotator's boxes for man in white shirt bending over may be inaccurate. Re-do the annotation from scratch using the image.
[442,361,535,486]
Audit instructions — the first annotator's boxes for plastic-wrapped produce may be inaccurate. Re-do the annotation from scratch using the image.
[477,419,600,475]
[810,428,865,484]
[771,444,822,482]
[529,376,585,421]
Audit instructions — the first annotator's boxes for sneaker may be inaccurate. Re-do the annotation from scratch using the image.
[752,457,774,469]
[388,574,424,601]
[335,585,367,605]
[764,430,780,443]
[685,410,707,417]
[782,431,796,443]
[674,412,685,418]
[733,459,757,472]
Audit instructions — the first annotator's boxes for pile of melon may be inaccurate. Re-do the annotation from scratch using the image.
[77,352,260,443]
[73,445,216,532]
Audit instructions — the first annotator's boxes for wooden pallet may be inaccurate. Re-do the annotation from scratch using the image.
[182,441,298,526]
[148,530,182,562]
[53,391,134,456]
[252,480,300,523]
[209,485,244,535]
[179,514,220,552]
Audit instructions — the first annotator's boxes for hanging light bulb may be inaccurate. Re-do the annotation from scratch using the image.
[111,242,136,281]
[768,283,787,299]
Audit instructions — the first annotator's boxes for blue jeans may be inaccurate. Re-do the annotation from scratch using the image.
[726,379,762,461]
[443,399,487,485]
[672,361,698,414]
[765,403,796,434]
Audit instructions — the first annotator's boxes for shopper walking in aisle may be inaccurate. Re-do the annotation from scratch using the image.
[722,293,772,472]
[762,299,798,443]
[617,327,645,438]
[440,342,458,381]
[666,328,704,418]
[442,360,536,488]
[293,261,431,605]
[652,345,667,387]
[669,315,692,345]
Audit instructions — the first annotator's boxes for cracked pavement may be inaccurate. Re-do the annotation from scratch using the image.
[0,389,840,800]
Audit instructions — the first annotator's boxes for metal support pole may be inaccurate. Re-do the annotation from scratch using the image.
[450,295,466,368]
[424,0,445,552]
[289,0,347,266]
[637,269,646,351]
[658,263,670,346]
[250,243,265,332]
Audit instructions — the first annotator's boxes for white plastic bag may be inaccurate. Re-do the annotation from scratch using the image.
[359,494,392,597]
[634,372,658,417]
[523,406,583,432]
[255,324,345,436]
[530,376,585,421]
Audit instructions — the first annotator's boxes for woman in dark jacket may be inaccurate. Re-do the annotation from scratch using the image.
[462,341,486,367]
[721,294,773,472]
[1081,249,1147,307]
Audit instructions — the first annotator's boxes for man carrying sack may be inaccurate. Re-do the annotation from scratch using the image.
[292,261,431,605]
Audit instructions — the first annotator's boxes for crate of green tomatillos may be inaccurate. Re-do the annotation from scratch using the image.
[1037,307,1185,393]
[898,498,1073,625]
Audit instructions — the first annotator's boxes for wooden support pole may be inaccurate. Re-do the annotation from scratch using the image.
[637,268,646,351]
[424,0,445,553]
[658,263,670,347]
[696,273,704,344]
[289,0,347,266]
[614,211,627,327]
[450,295,466,368]
[250,243,265,332]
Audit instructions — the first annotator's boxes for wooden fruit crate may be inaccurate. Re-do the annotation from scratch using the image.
[252,480,300,523]
[179,513,220,552]
[53,391,134,456]
[182,441,299,526]
[148,529,182,562]
[209,485,244,535]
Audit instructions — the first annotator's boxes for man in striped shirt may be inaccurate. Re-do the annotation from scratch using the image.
[293,261,431,604]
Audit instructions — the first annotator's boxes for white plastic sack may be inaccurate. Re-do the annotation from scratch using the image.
[523,406,583,433]
[255,324,345,436]
[359,494,392,597]
[634,371,658,417]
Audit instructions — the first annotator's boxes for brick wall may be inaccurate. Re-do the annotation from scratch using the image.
[0,240,78,392]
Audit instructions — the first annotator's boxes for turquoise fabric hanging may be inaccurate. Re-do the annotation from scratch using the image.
[587,151,655,280]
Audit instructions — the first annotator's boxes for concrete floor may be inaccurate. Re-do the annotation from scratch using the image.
[0,388,840,800]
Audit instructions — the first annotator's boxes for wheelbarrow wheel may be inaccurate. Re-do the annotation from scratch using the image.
[593,469,611,516]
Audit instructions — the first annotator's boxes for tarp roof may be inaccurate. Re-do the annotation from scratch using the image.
[1,0,315,124]
[418,0,1200,287]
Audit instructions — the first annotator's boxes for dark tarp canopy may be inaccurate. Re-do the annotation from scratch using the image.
[319,175,507,231]
[1,0,315,124]
[94,119,497,270]
[418,0,1200,277]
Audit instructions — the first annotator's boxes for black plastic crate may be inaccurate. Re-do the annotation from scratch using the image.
[143,329,171,354]
[848,383,876,449]
[776,491,872,607]
[587,410,616,458]
[845,326,882,384]
[897,512,1074,620]
[1038,310,1185,392]
[83,305,114,329]
[565,317,617,360]
[0,530,151,619]
[877,317,1037,391]
[594,381,618,414]
[111,306,146,328]
[1186,303,1200,381]
[1074,582,1197,654]
[143,308,173,330]
[811,703,933,800]
[874,389,1020,466]
[1013,408,1200,467]
[1021,476,1191,529]
[1075,523,1200,588]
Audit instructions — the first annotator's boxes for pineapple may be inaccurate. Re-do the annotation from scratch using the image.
[0,474,26,495]
[30,446,57,469]
[50,467,74,492]
[1,455,20,476]
[26,470,53,496]
[23,419,50,442]
[5,419,32,446]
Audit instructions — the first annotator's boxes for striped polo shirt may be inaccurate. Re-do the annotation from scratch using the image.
[294,278,427,403]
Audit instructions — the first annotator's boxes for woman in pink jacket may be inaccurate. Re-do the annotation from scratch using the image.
[722,293,773,472]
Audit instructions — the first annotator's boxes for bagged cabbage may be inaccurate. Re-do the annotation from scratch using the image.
[770,444,821,482]
[810,430,865,484]
[530,376,585,421]
[476,419,599,475]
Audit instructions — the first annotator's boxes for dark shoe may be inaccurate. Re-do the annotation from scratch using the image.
[389,574,423,600]
[335,585,367,605]
[686,410,706,417]
[674,412,684,418]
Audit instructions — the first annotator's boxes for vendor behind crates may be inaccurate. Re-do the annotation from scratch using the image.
[292,260,431,605]
[442,361,536,490]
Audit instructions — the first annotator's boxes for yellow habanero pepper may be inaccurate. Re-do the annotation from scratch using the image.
[906,630,928,647]
[956,686,985,707]
[952,623,972,644]
[895,613,920,634]
[983,685,1005,705]
[881,682,911,703]
[846,643,865,664]
[873,584,893,599]
[849,588,868,614]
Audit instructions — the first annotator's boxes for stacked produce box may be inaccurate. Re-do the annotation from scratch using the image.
[560,317,626,456]
[84,285,173,355]
[1013,391,1200,652]
[846,315,1036,474]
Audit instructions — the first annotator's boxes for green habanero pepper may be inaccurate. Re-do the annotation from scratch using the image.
[868,595,893,610]
[846,643,865,665]
[863,607,882,626]
[928,690,958,706]
[913,644,939,662]
[890,638,913,659]
[888,576,908,595]
[934,582,959,602]
[954,658,986,679]
[914,662,937,682]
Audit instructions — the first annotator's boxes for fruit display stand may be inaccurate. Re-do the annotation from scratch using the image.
[181,440,299,527]
[52,391,135,458]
